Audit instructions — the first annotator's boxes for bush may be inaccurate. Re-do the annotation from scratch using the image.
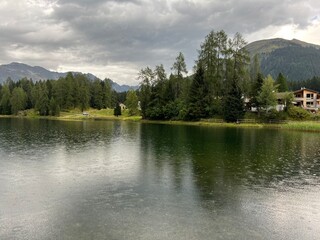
[162,101,180,120]
[311,113,320,121]
[261,109,286,122]
[146,106,164,120]
[287,106,311,120]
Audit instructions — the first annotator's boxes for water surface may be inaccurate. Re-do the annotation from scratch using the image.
[0,118,320,239]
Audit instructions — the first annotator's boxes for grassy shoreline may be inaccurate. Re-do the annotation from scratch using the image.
[2,109,320,132]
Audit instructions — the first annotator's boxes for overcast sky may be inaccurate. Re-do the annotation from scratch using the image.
[0,0,320,85]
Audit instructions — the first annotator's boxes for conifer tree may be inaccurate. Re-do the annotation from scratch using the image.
[138,67,153,119]
[223,79,244,122]
[114,103,121,117]
[171,52,188,99]
[0,85,12,115]
[49,97,60,116]
[186,66,209,120]
[10,87,27,115]
[276,73,288,92]
[250,72,264,112]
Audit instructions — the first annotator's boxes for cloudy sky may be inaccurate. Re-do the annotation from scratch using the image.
[0,0,320,85]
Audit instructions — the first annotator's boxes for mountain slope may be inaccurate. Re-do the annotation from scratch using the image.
[0,62,65,82]
[0,62,137,92]
[246,38,320,81]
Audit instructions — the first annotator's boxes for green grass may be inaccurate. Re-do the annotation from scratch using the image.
[4,109,320,132]
[141,119,264,129]
[57,108,142,121]
[281,121,320,131]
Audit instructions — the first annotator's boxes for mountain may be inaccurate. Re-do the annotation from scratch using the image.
[0,62,137,92]
[246,38,320,81]
[0,62,65,82]
[108,79,138,92]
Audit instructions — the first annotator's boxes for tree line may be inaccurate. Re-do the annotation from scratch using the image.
[137,30,292,122]
[1,29,307,122]
[289,76,320,92]
[0,73,120,116]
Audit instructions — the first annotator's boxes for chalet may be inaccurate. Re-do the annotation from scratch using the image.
[119,103,127,111]
[293,88,320,112]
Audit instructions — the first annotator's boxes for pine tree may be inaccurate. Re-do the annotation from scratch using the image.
[186,66,209,120]
[276,73,288,92]
[223,79,244,122]
[0,85,12,115]
[250,72,264,111]
[171,52,188,99]
[102,79,112,108]
[33,82,50,116]
[10,87,27,115]
[138,67,153,119]
[49,97,60,116]
[91,79,103,109]
[64,72,75,109]
[114,103,122,117]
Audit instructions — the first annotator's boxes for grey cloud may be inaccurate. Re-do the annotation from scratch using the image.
[1,0,319,84]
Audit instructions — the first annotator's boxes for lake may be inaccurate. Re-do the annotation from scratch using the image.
[0,118,320,240]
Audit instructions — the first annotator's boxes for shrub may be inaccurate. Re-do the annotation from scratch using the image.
[261,109,286,122]
[287,106,311,120]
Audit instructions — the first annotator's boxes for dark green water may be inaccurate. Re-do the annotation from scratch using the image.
[0,118,320,240]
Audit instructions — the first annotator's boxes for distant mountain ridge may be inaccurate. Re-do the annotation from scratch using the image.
[246,38,320,81]
[0,62,137,92]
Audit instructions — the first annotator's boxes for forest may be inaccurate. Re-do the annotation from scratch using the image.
[0,73,123,116]
[0,30,313,122]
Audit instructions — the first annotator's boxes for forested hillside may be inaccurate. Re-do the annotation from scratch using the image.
[246,38,320,81]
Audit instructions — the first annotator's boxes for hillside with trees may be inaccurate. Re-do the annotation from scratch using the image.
[246,38,320,81]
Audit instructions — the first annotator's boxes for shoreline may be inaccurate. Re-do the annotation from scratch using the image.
[2,113,320,132]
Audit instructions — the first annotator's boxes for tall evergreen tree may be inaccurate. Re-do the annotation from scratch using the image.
[250,72,264,111]
[146,64,168,119]
[138,67,153,119]
[186,66,209,120]
[49,97,60,116]
[197,30,229,97]
[102,79,112,108]
[276,73,288,92]
[91,79,104,109]
[114,102,122,117]
[0,85,12,115]
[229,32,250,86]
[36,82,50,116]
[64,72,76,109]
[10,87,27,114]
[18,78,34,109]
[223,79,245,122]
[250,54,261,81]
[171,52,188,99]
[171,52,188,78]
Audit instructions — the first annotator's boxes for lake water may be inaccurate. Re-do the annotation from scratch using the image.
[0,118,320,240]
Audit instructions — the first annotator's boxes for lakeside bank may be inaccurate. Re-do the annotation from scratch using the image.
[2,108,320,132]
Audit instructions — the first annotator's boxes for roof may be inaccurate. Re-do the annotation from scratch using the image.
[276,92,292,99]
[294,88,319,94]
